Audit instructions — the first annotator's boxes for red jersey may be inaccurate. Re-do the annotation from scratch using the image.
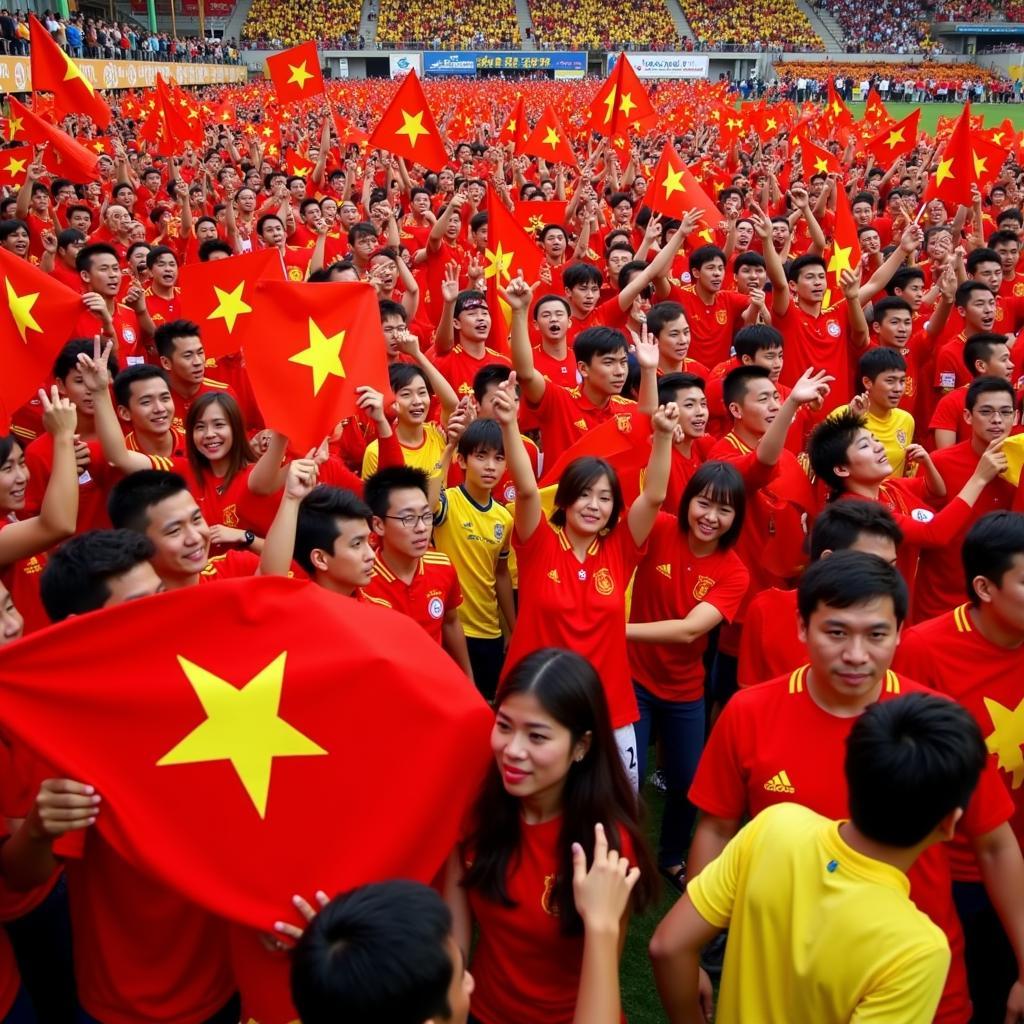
[51,258,84,293]
[928,386,971,445]
[690,666,1013,1024]
[868,332,932,426]
[361,550,463,646]
[896,605,1024,881]
[776,298,856,413]
[74,303,146,365]
[737,586,804,688]
[23,435,115,534]
[628,513,749,701]
[934,331,971,393]
[144,286,181,330]
[197,549,260,582]
[664,436,716,513]
[432,344,511,401]
[532,344,578,390]
[169,377,239,434]
[670,286,750,368]
[506,518,645,728]
[526,385,635,462]
[914,442,1015,622]
[465,814,634,1024]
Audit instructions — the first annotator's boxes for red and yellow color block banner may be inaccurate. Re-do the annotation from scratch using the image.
[0,55,244,94]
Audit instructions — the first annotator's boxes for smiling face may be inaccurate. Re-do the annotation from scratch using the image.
[119,375,174,437]
[839,427,893,485]
[0,442,27,512]
[563,472,614,537]
[143,489,211,584]
[191,399,233,463]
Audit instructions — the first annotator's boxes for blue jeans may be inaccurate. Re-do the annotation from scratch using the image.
[633,682,705,868]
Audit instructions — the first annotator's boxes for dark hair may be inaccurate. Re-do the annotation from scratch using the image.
[563,262,602,291]
[733,324,782,360]
[966,247,1002,274]
[0,219,28,244]
[846,693,986,846]
[347,221,377,244]
[40,529,155,622]
[550,457,623,532]
[363,465,429,519]
[886,267,925,294]
[573,326,628,365]
[788,253,827,282]
[198,239,234,261]
[461,649,656,933]
[733,251,766,273]
[256,213,283,237]
[809,502,903,561]
[378,298,407,324]
[808,410,866,495]
[108,470,190,532]
[538,223,567,243]
[678,462,745,549]
[56,227,86,251]
[185,392,255,489]
[473,363,514,404]
[965,375,1014,413]
[75,242,118,274]
[53,338,120,382]
[955,280,994,309]
[657,371,704,407]
[113,363,171,409]
[858,346,906,383]
[645,301,687,337]
[532,294,571,319]
[797,550,908,625]
[872,296,914,324]
[389,362,430,396]
[0,434,20,467]
[722,364,771,411]
[145,244,176,271]
[963,333,1010,375]
[154,319,202,360]
[962,511,1024,605]
[988,228,1020,249]
[457,417,504,460]
[294,485,372,576]
[291,880,455,1024]
[453,289,487,318]
[689,245,726,271]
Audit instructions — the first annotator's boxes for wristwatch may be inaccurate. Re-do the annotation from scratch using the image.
[241,530,255,547]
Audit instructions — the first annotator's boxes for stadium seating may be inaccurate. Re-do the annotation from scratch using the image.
[526,0,679,50]
[679,0,823,51]
[374,0,521,47]
[241,0,362,48]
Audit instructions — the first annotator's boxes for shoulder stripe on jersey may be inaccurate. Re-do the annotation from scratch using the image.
[371,557,396,583]
[788,665,809,693]
[202,378,230,390]
[885,670,900,694]
[954,603,973,633]
[362,592,392,607]
[423,552,453,566]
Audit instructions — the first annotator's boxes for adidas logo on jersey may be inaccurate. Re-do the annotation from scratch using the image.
[547,569,561,583]
[656,563,672,578]
[763,770,795,794]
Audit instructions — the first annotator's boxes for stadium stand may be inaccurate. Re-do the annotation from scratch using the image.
[241,0,362,48]
[526,0,680,50]
[374,0,521,47]
[679,0,824,51]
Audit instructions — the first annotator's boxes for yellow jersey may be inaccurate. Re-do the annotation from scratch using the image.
[688,803,949,1024]
[433,485,512,639]
[361,422,447,478]
[834,404,916,479]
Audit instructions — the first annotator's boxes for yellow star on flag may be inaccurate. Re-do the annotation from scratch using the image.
[765,117,777,131]
[6,115,22,141]
[484,242,514,283]
[973,152,988,177]
[884,127,905,150]
[542,127,560,149]
[288,318,347,395]
[831,100,842,117]
[984,694,1024,789]
[827,244,853,279]
[396,109,429,148]
[207,282,252,334]
[698,227,715,244]
[4,277,41,342]
[286,60,314,89]
[814,157,830,174]
[602,86,617,125]
[662,166,685,200]
[618,92,637,118]
[726,117,744,131]
[2,156,26,178]
[61,50,95,94]
[935,157,955,187]
[157,653,327,818]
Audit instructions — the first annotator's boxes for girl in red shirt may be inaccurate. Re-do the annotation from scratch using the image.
[626,462,750,889]
[446,648,657,1024]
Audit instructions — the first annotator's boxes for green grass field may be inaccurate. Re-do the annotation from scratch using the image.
[844,100,1024,135]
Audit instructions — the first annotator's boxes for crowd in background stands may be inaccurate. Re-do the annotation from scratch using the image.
[679,0,823,51]
[374,0,520,49]
[769,61,1018,99]
[817,0,939,54]
[241,0,362,49]
[525,0,679,49]
[932,0,996,20]
[0,10,240,62]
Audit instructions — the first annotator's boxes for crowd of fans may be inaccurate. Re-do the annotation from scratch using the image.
[241,0,362,49]
[0,10,239,63]
[526,0,680,50]
[679,0,824,51]
[772,59,1015,98]
[374,0,520,49]
[817,0,938,54]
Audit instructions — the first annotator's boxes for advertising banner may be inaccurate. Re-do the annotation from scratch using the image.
[609,53,710,79]
[0,55,245,93]
[388,52,423,77]
[422,51,587,76]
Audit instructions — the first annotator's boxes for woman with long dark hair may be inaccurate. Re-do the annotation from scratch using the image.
[446,648,657,1024]
[627,461,749,889]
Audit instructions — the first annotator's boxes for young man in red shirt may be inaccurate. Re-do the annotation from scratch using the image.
[431,291,510,400]
[143,245,181,329]
[112,365,186,460]
[934,282,1000,395]
[645,301,710,379]
[738,500,903,688]
[654,551,1024,1024]
[896,511,1024,1023]
[361,466,472,678]
[530,295,577,390]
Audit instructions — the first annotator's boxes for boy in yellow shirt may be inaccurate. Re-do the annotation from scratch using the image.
[650,692,987,1024]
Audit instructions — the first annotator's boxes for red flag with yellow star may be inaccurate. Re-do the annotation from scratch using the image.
[799,134,842,178]
[924,104,976,211]
[588,54,655,143]
[7,96,98,184]
[645,141,719,234]
[28,15,111,130]
[499,95,529,155]
[825,186,861,294]
[369,69,448,171]
[513,198,568,237]
[820,78,854,137]
[0,575,492,942]
[266,41,326,105]
[243,281,389,450]
[0,246,82,431]
[862,87,893,128]
[865,108,919,166]
[0,146,32,189]
[178,248,285,360]
[971,130,1008,191]
[522,104,578,168]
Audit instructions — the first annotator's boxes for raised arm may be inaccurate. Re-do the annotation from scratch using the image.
[751,202,789,316]
[501,275,546,404]
[492,372,541,541]
[395,329,459,418]
[627,403,678,546]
